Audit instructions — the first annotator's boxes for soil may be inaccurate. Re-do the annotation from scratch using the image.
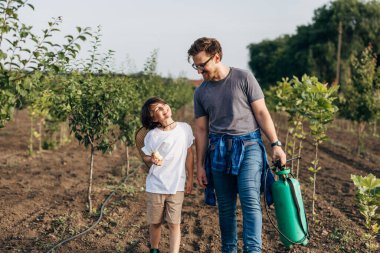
[0,106,379,253]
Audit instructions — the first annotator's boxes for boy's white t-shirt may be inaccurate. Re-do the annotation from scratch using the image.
[141,122,194,194]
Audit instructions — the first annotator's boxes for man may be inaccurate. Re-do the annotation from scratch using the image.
[187,37,286,253]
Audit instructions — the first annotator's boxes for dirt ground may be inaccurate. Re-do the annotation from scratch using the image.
[0,106,379,253]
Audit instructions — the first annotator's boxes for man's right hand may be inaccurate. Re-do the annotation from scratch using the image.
[272,146,286,166]
[197,166,208,189]
[194,116,209,189]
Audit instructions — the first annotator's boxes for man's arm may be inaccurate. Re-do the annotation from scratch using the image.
[185,147,194,194]
[251,98,286,165]
[194,116,209,188]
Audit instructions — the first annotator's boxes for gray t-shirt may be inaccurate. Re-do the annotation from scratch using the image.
[194,67,264,135]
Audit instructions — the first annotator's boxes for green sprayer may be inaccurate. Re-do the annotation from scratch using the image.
[265,157,310,248]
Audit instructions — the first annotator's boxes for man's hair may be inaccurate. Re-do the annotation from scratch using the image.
[141,97,168,130]
[187,37,223,62]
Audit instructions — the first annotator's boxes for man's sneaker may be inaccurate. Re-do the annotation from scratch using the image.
[204,187,216,206]
[149,249,160,253]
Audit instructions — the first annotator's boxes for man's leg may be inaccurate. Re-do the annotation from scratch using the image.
[238,144,263,253]
[212,171,238,253]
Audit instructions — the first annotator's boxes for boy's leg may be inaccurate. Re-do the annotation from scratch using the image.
[164,192,184,253]
[146,192,166,251]
[150,223,162,249]
[168,223,181,253]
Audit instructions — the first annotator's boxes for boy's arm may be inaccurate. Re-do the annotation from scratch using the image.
[185,146,194,194]
[143,155,153,168]
[143,153,162,167]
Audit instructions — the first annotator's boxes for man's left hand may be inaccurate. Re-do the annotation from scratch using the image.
[272,146,286,165]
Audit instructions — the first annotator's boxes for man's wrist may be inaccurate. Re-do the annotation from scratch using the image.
[271,140,282,148]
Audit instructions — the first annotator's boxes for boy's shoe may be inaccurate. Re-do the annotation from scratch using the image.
[149,249,160,253]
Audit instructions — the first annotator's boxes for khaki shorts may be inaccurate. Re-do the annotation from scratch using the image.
[146,191,184,224]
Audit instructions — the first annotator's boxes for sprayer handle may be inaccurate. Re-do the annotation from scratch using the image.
[272,159,283,170]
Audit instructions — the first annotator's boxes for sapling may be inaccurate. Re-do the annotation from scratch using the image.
[302,76,338,218]
[65,73,129,213]
[339,45,380,156]
[0,0,90,132]
[272,77,309,178]
[351,174,380,252]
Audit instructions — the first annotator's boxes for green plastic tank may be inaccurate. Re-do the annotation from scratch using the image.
[271,168,309,247]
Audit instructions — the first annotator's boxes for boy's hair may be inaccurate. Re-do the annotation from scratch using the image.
[187,37,223,62]
[141,97,168,130]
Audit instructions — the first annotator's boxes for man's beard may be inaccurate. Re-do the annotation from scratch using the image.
[202,70,213,81]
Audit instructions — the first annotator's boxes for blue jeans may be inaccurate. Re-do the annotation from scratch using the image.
[212,144,263,253]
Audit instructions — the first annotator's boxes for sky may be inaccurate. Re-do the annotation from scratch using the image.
[20,0,332,80]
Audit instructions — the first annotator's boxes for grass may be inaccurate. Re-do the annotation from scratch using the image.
[329,228,355,251]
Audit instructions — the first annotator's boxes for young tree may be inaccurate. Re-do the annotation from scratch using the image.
[339,45,380,155]
[303,76,339,218]
[0,0,34,127]
[0,0,90,129]
[351,174,380,252]
[64,73,129,213]
[266,77,308,177]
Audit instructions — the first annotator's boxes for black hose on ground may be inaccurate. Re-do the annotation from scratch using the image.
[46,169,136,253]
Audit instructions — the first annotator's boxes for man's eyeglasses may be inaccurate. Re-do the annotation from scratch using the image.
[192,55,214,71]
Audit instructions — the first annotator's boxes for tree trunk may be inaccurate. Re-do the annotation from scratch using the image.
[334,21,343,86]
[125,144,130,177]
[312,171,317,219]
[291,136,296,173]
[59,123,64,146]
[285,129,289,154]
[59,121,69,146]
[29,116,33,155]
[38,118,44,152]
[14,109,19,128]
[373,120,377,136]
[275,122,279,140]
[88,144,94,213]
[296,139,303,180]
[357,122,366,156]
[312,143,319,219]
